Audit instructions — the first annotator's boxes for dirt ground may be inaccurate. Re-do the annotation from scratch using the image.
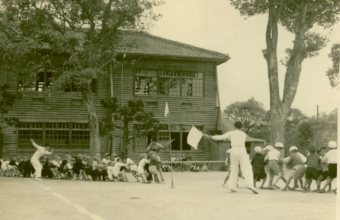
[0,172,337,220]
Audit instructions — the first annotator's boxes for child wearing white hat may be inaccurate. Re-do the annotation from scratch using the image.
[282,146,306,191]
[320,141,337,194]
[264,143,285,189]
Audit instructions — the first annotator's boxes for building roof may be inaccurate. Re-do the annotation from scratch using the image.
[116,31,230,64]
[219,114,265,143]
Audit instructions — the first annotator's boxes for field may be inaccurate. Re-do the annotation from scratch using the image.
[0,171,337,220]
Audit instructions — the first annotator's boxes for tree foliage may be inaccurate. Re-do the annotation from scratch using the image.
[100,97,159,156]
[0,84,21,132]
[224,97,270,135]
[230,0,340,149]
[0,0,162,156]
[326,43,340,88]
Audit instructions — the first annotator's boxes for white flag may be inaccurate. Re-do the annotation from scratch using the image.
[187,126,203,150]
[164,102,169,118]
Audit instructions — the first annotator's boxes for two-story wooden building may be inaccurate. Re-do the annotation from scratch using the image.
[0,32,230,163]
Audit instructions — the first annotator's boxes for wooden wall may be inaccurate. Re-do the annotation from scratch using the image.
[0,68,111,158]
[112,58,220,162]
[0,56,222,163]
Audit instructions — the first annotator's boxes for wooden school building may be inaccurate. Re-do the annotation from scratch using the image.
[0,32,230,163]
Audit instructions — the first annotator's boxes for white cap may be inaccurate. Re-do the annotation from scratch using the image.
[328,141,337,149]
[254,146,262,153]
[275,142,284,148]
[226,149,231,154]
[289,146,298,152]
[265,145,273,151]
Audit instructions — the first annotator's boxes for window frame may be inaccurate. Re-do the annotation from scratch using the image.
[17,122,90,150]
[133,69,205,97]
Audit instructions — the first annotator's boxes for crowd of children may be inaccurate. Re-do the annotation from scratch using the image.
[0,151,169,183]
[223,141,337,194]
[0,140,337,194]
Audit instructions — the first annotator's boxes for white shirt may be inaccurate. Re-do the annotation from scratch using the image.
[31,142,52,160]
[265,149,281,161]
[212,129,246,147]
[51,160,60,167]
[138,159,149,169]
[322,149,337,164]
[102,158,110,165]
[126,158,137,171]
[1,161,9,170]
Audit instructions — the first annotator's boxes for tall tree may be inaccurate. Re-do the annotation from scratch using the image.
[326,43,340,88]
[0,0,162,157]
[100,97,159,157]
[224,97,270,135]
[230,0,340,150]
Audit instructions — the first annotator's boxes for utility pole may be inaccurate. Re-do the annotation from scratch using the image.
[316,105,319,151]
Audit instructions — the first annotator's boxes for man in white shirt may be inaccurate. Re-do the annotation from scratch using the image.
[203,121,258,194]
[30,139,53,180]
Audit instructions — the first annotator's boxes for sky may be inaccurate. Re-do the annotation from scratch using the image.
[149,0,340,117]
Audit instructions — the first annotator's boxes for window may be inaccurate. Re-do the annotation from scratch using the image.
[18,122,90,149]
[159,71,181,96]
[134,70,204,97]
[32,98,45,104]
[135,70,158,95]
[181,72,203,97]
[19,71,55,92]
[147,101,158,107]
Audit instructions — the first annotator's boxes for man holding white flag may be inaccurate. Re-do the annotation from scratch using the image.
[203,121,258,194]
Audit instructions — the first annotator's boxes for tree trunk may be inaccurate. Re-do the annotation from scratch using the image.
[84,90,101,157]
[265,1,312,157]
[122,121,129,157]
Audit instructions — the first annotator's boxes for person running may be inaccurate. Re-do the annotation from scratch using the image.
[30,139,53,181]
[203,121,258,194]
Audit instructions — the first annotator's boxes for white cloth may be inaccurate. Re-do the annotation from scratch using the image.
[212,129,246,148]
[187,126,203,149]
[102,158,110,165]
[30,158,42,178]
[322,149,337,164]
[30,141,51,178]
[51,160,60,167]
[126,158,137,171]
[1,161,9,171]
[265,149,281,161]
[137,159,149,174]
[229,147,253,190]
[31,142,52,160]
[297,153,307,163]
